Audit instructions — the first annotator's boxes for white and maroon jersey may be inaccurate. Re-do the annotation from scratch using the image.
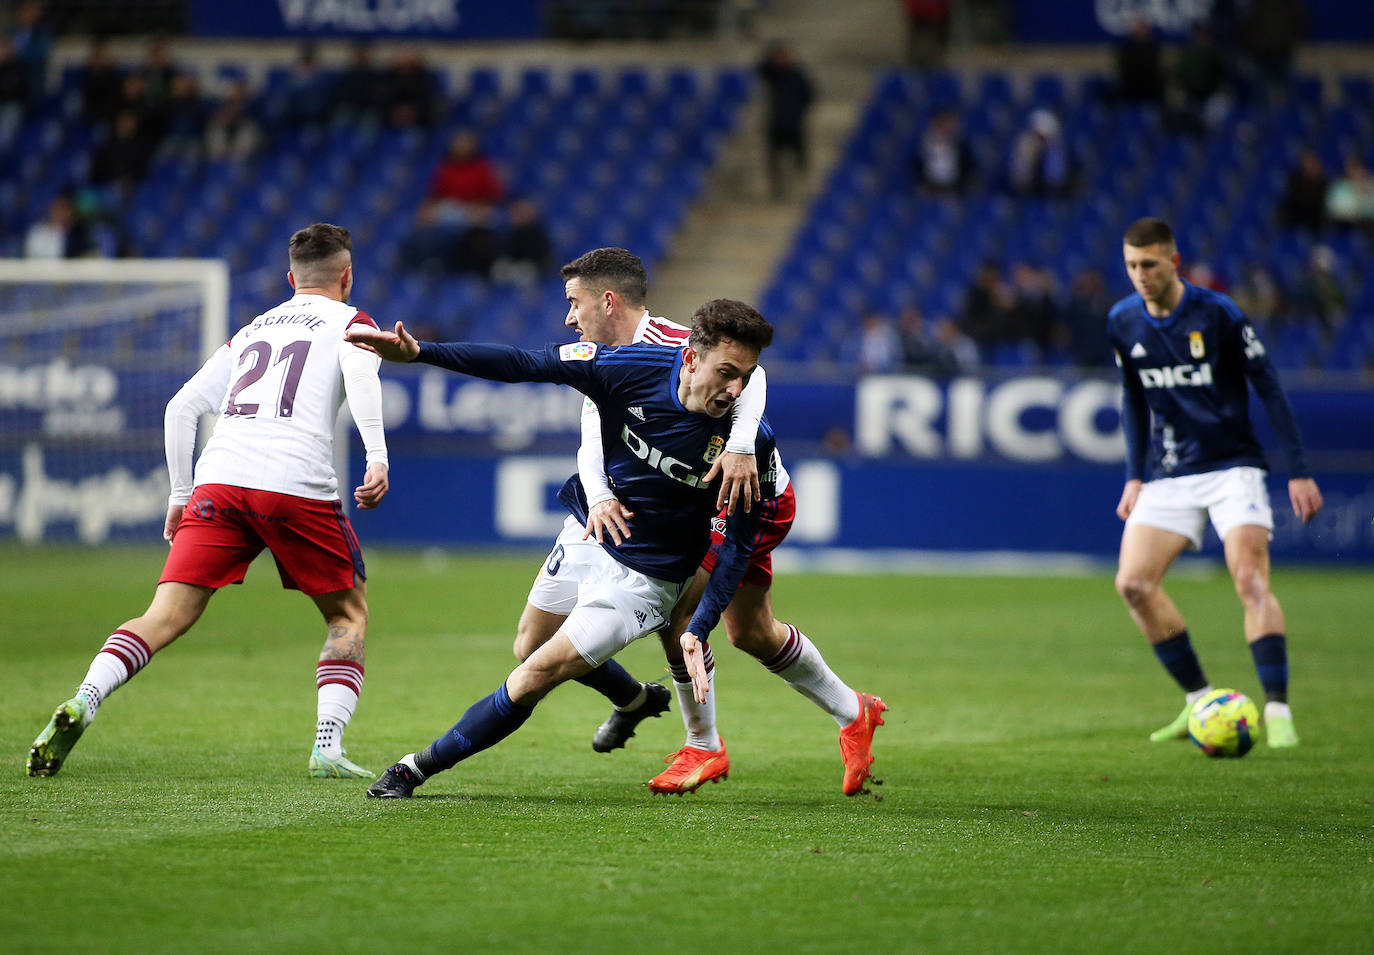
[634,312,691,347]
[170,293,383,502]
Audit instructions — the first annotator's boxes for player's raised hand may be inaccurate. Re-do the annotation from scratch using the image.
[347,320,420,362]
[1288,477,1323,523]
[163,504,185,543]
[680,631,712,703]
[705,450,760,514]
[355,461,389,509]
[1116,479,1142,521]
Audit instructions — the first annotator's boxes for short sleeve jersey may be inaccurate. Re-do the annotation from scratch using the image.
[1107,281,1271,479]
[193,293,378,500]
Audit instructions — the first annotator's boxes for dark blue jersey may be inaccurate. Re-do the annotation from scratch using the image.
[413,339,778,640]
[1107,281,1310,482]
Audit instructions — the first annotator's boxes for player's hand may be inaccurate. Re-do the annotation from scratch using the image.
[1116,479,1142,521]
[680,631,711,703]
[1288,477,1323,523]
[583,499,633,545]
[346,320,420,362]
[704,450,760,514]
[355,462,389,509]
[163,504,185,543]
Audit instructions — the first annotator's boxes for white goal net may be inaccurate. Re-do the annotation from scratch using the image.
[0,259,228,544]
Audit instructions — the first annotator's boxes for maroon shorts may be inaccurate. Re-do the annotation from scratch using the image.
[699,483,796,588]
[161,484,365,595]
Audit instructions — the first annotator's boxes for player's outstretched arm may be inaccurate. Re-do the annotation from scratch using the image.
[1116,479,1142,521]
[680,631,711,703]
[1289,477,1322,522]
[355,461,389,509]
[346,320,420,362]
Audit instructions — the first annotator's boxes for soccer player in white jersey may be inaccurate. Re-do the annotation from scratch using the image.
[1109,217,1322,748]
[533,248,886,796]
[26,223,391,780]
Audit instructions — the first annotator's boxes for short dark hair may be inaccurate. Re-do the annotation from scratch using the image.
[687,299,774,354]
[1123,217,1175,249]
[289,223,352,285]
[560,248,647,306]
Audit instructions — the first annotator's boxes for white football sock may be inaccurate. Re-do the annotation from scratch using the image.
[673,671,719,751]
[764,625,860,726]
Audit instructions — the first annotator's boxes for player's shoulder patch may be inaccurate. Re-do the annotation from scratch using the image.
[559,341,598,362]
[347,309,379,330]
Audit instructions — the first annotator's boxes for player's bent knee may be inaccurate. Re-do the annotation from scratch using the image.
[1115,572,1156,607]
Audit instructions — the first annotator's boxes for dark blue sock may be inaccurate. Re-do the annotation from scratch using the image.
[574,658,642,708]
[416,682,534,775]
[1249,633,1288,703]
[1152,630,1208,692]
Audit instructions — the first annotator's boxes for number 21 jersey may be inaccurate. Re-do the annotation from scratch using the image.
[193,293,379,500]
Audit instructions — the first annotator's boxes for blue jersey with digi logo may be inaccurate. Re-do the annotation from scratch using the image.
[1107,281,1310,482]
[412,338,778,638]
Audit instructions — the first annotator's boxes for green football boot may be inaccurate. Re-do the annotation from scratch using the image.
[27,697,90,777]
[1265,714,1300,748]
[309,746,375,779]
[1149,699,1193,742]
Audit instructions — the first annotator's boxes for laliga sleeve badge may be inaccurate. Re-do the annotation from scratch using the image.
[1189,330,1205,359]
[703,435,724,464]
[559,342,598,362]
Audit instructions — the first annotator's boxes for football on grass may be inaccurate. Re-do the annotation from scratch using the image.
[1188,688,1260,758]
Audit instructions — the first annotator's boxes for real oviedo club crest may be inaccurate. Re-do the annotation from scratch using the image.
[703,435,725,464]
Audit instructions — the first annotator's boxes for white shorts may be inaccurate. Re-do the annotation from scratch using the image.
[1127,466,1273,550]
[527,515,683,667]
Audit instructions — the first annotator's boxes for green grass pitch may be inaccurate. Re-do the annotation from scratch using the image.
[2,545,1371,953]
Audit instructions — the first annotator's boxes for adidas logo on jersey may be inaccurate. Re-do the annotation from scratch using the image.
[1130,343,1147,358]
[628,406,645,421]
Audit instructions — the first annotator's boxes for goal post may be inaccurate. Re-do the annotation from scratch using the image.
[0,258,229,544]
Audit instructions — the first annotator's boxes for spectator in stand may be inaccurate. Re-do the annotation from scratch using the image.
[931,316,981,373]
[1168,23,1232,134]
[276,43,333,129]
[1279,148,1329,231]
[961,260,1014,352]
[158,72,207,162]
[913,108,975,194]
[1238,0,1304,102]
[135,36,181,107]
[856,308,902,375]
[204,79,261,161]
[1326,154,1374,229]
[334,43,381,125]
[80,39,124,126]
[24,192,92,259]
[90,109,154,188]
[379,49,437,129]
[1112,17,1165,105]
[1291,245,1346,337]
[1057,269,1112,367]
[1009,109,1072,197]
[1232,262,1285,327]
[757,40,815,200]
[11,1,51,106]
[427,129,504,220]
[1182,260,1227,293]
[1008,260,1056,354]
[899,0,950,70]
[0,37,27,138]
[491,197,552,286]
[899,306,972,377]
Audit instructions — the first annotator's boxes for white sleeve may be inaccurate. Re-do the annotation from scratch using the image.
[340,343,389,466]
[577,396,616,508]
[164,344,231,506]
[725,363,767,454]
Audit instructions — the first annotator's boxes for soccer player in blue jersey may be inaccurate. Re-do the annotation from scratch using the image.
[348,300,788,798]
[1108,217,1323,748]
